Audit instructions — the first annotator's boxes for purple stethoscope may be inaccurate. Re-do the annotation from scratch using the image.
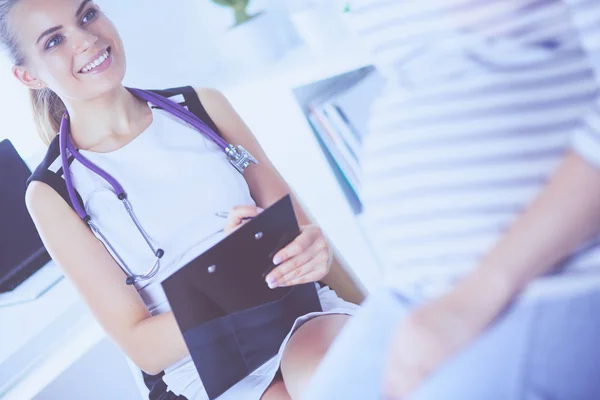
[59,88,258,285]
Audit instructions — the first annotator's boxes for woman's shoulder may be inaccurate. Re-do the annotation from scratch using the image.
[192,87,237,126]
[193,87,227,107]
[27,134,77,212]
[25,178,71,223]
[31,134,61,173]
[26,179,56,205]
[27,135,62,192]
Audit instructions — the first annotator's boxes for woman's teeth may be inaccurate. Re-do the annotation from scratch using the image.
[81,50,109,73]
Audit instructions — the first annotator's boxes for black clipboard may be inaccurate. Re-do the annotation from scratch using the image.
[161,194,322,399]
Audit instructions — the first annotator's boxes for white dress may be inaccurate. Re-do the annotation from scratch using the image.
[67,105,358,399]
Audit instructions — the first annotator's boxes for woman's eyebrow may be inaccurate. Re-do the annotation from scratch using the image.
[75,0,92,18]
[35,0,92,45]
[36,26,61,45]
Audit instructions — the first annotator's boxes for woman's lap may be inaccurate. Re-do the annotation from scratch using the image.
[303,279,600,400]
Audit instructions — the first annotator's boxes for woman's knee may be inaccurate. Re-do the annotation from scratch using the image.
[284,315,350,362]
[260,379,290,400]
[280,314,351,398]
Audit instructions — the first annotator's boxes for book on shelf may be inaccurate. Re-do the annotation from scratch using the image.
[322,103,361,164]
[305,71,385,197]
[326,71,384,147]
[298,68,386,214]
[307,109,361,194]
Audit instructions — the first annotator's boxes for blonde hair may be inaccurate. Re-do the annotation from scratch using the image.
[1,0,66,145]
[29,88,66,145]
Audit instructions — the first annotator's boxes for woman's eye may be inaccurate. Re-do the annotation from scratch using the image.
[81,8,98,24]
[45,35,63,50]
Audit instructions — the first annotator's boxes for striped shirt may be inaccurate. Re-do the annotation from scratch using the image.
[347,0,600,298]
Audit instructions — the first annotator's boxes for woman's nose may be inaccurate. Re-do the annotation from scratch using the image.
[71,30,99,55]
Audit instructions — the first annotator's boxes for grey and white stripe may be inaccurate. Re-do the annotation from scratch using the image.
[347,0,600,297]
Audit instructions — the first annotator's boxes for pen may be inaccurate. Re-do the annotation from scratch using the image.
[215,211,254,221]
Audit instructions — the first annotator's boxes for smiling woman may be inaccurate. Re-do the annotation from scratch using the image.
[3,0,128,145]
[0,0,362,399]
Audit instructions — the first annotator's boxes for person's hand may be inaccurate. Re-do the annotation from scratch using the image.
[382,292,488,399]
[223,205,263,235]
[264,224,332,289]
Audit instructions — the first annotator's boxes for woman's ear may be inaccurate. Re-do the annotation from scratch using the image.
[12,65,46,90]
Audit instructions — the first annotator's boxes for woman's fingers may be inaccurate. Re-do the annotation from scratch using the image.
[265,226,330,288]
[266,249,316,288]
[271,226,317,266]
[223,205,263,235]
[276,252,330,287]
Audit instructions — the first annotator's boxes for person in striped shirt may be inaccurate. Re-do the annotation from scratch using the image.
[304,1,600,398]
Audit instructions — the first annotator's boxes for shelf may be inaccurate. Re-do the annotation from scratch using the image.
[291,66,380,215]
[214,39,374,93]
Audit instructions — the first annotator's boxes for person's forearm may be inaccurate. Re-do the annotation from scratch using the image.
[479,151,600,290]
[451,151,600,329]
[127,311,189,375]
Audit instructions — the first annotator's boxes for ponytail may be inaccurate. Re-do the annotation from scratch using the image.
[29,87,66,145]
[1,0,66,146]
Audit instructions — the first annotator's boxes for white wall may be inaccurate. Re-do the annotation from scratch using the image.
[98,0,298,89]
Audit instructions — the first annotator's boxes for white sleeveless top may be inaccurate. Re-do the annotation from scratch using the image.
[67,105,358,399]
[70,107,254,313]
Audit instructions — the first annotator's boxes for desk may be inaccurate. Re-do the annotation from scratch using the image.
[0,262,105,399]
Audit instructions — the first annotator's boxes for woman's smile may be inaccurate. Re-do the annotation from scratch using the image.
[78,45,112,75]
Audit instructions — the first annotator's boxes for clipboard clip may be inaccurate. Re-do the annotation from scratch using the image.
[206,231,264,275]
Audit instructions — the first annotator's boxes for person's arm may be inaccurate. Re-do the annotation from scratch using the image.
[26,182,188,375]
[466,150,600,306]
[383,150,600,397]
[384,1,600,396]
[196,87,365,303]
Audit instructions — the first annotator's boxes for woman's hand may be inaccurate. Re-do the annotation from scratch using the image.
[222,206,332,288]
[264,224,332,289]
[223,205,263,235]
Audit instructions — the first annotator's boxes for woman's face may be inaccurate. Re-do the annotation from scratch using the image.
[10,0,126,101]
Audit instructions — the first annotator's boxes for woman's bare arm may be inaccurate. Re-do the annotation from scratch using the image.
[194,88,310,224]
[197,87,365,303]
[26,181,188,375]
